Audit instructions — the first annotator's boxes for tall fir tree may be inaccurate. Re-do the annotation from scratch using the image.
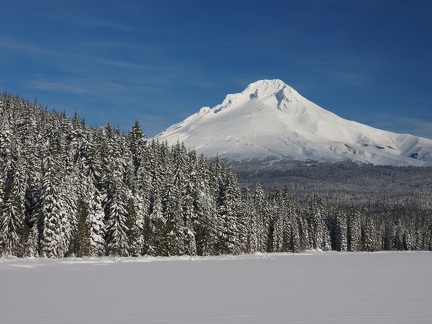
[348,208,362,252]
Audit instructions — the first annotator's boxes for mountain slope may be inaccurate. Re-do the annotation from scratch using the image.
[156,79,432,166]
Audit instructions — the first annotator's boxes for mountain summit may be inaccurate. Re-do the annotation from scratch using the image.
[156,79,432,166]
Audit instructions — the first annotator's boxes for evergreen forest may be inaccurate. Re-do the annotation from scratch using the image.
[1,93,431,258]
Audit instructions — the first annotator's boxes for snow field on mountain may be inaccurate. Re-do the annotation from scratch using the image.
[1,252,431,323]
[156,79,432,166]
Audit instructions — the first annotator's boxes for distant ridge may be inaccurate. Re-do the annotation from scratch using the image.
[156,79,432,166]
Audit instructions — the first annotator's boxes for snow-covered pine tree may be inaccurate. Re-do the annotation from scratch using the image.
[17,99,42,257]
[282,190,301,253]
[102,124,129,257]
[289,215,301,253]
[87,188,106,256]
[74,198,91,257]
[241,186,259,253]
[180,150,198,256]
[0,123,26,256]
[121,131,144,256]
[334,210,348,252]
[76,129,106,256]
[348,208,362,251]
[165,140,190,256]
[298,210,311,251]
[147,190,166,256]
[268,189,283,252]
[125,196,143,257]
[307,196,325,250]
[277,188,295,252]
[0,167,25,256]
[392,218,405,251]
[362,214,379,252]
[253,184,269,253]
[217,171,243,255]
[402,222,413,251]
[162,168,185,256]
[40,128,67,258]
[104,173,129,257]
[193,154,218,256]
[132,130,152,255]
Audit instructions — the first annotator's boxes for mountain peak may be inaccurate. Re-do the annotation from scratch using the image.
[216,79,300,113]
[156,80,432,166]
[244,79,291,102]
[247,79,289,92]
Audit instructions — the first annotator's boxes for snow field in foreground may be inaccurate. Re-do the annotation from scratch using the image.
[1,252,431,323]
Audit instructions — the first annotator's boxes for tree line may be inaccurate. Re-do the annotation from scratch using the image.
[0,93,431,258]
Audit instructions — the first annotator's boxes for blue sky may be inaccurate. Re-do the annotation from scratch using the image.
[1,0,432,138]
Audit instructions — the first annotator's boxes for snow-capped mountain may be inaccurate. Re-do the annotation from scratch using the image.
[156,79,432,166]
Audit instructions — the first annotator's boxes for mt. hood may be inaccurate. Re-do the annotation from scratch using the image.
[156,79,432,166]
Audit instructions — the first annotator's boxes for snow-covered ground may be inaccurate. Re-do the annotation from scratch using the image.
[1,252,431,323]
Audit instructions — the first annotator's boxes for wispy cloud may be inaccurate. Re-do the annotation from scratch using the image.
[26,78,129,97]
[371,114,432,139]
[0,34,190,97]
[79,40,159,53]
[0,38,48,56]
[294,53,373,88]
[80,18,137,33]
